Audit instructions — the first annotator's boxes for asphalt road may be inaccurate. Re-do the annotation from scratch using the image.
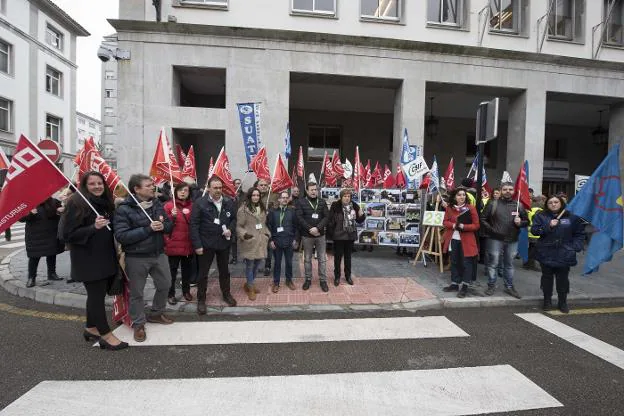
[1,284,623,415]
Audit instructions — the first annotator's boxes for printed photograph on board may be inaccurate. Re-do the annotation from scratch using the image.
[399,232,420,247]
[386,217,406,231]
[378,232,400,246]
[366,202,386,218]
[405,204,421,222]
[404,222,420,234]
[358,230,378,245]
[360,189,381,202]
[386,203,406,217]
[365,217,386,231]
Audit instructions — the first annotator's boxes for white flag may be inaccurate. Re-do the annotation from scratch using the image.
[501,171,513,184]
[308,173,317,184]
[343,158,353,179]
[402,156,429,182]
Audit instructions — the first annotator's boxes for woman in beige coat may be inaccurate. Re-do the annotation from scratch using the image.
[237,187,270,300]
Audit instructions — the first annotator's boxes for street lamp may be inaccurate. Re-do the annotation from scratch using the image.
[592,110,608,145]
[425,97,439,139]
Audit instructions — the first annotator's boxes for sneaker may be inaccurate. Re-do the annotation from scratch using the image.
[285,280,296,290]
[133,325,146,342]
[457,284,468,298]
[442,284,459,292]
[320,281,329,292]
[485,285,495,296]
[504,286,522,299]
[302,280,311,290]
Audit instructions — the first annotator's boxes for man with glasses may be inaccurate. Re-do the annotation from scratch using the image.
[268,191,299,292]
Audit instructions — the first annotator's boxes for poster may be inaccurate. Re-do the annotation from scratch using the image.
[378,232,400,246]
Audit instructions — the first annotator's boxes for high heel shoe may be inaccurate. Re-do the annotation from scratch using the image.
[99,338,129,351]
[83,330,100,342]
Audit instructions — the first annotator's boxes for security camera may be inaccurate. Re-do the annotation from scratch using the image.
[97,46,112,62]
[97,45,131,62]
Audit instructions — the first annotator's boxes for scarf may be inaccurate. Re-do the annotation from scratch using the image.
[139,200,153,210]
[342,203,354,232]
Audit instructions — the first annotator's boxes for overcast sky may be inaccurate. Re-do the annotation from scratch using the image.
[51,0,119,120]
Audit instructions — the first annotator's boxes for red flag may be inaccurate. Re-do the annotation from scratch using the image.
[444,158,455,190]
[0,135,68,234]
[372,162,383,187]
[181,145,197,181]
[249,146,271,182]
[208,157,214,178]
[0,146,10,170]
[383,164,395,188]
[74,137,121,193]
[420,173,431,190]
[149,128,183,184]
[175,143,186,167]
[211,148,236,197]
[353,146,361,192]
[513,160,531,210]
[331,150,344,179]
[396,163,406,189]
[271,154,294,193]
[291,165,298,188]
[321,151,337,186]
[363,160,372,188]
[296,146,305,178]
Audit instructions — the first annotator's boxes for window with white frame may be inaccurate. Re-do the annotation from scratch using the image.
[427,0,464,26]
[548,0,584,41]
[46,66,62,96]
[292,0,336,15]
[46,114,62,142]
[104,107,114,116]
[45,24,63,51]
[180,0,228,5]
[489,0,526,33]
[361,0,400,20]
[105,89,114,98]
[0,39,10,75]
[604,0,624,45]
[105,70,115,80]
[0,97,12,132]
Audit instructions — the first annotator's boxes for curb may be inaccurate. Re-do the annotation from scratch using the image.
[2,248,623,315]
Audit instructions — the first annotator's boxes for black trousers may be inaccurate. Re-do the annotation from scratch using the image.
[83,278,111,335]
[540,264,570,298]
[333,240,353,279]
[28,255,57,279]
[168,255,192,297]
[230,233,238,260]
[450,239,475,285]
[197,247,231,303]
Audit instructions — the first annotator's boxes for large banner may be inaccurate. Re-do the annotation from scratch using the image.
[237,103,263,167]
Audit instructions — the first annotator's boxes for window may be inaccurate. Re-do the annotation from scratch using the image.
[45,24,63,51]
[179,0,228,7]
[78,128,86,135]
[292,0,336,15]
[104,107,114,116]
[0,39,10,75]
[489,0,526,34]
[466,134,496,168]
[307,125,341,161]
[78,117,85,125]
[0,97,11,132]
[548,0,584,41]
[104,70,115,80]
[604,0,624,45]
[361,0,400,20]
[427,0,463,26]
[544,138,566,159]
[45,115,62,142]
[104,125,114,134]
[105,89,115,98]
[45,66,62,96]
[88,122,96,129]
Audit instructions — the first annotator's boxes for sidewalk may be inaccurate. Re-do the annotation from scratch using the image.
[1,246,623,314]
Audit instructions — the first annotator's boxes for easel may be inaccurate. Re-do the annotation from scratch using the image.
[413,199,445,273]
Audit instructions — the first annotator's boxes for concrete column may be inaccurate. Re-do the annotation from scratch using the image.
[392,79,425,167]
[119,0,146,20]
[608,102,624,188]
[506,88,546,192]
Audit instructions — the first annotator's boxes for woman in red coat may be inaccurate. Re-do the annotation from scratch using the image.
[164,183,194,304]
[442,188,480,298]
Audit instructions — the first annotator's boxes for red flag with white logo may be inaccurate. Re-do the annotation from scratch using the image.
[0,135,68,234]
[74,137,121,193]
[149,128,184,184]
[181,145,197,182]
[207,156,214,178]
[372,161,383,188]
[249,146,271,182]
[353,146,361,192]
[444,158,455,191]
[383,164,395,188]
[291,165,298,188]
[513,160,531,210]
[321,151,337,186]
[175,143,186,167]
[296,146,305,178]
[331,150,344,179]
[271,154,294,193]
[0,146,10,170]
[211,148,236,197]
[396,163,406,189]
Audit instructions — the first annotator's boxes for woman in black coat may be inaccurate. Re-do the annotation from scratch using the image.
[327,188,365,286]
[20,197,64,287]
[531,195,585,314]
[62,171,128,350]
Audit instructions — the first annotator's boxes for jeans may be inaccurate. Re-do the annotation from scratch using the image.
[273,245,294,285]
[449,239,475,285]
[83,278,111,335]
[301,235,327,282]
[486,239,518,288]
[540,264,570,298]
[125,254,171,327]
[167,255,192,297]
[28,255,57,279]
[244,258,262,285]
[333,240,353,279]
[197,247,231,303]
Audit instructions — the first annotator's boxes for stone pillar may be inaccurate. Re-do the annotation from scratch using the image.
[392,79,425,167]
[608,102,624,189]
[506,88,546,192]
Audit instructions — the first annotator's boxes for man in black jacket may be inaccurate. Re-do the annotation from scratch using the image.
[295,182,330,292]
[480,182,529,298]
[190,176,237,313]
[268,191,299,292]
[114,174,174,342]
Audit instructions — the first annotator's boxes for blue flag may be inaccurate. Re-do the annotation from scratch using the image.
[400,128,415,164]
[236,103,263,166]
[517,160,530,263]
[428,155,440,193]
[284,122,292,160]
[567,144,623,274]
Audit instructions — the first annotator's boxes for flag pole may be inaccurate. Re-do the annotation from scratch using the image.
[203,147,223,197]
[516,188,521,213]
[236,170,250,195]
[118,181,154,222]
[267,154,279,211]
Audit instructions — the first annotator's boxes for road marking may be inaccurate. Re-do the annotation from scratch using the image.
[547,306,624,316]
[517,313,624,370]
[0,303,84,322]
[0,365,562,416]
[0,241,25,249]
[113,316,469,346]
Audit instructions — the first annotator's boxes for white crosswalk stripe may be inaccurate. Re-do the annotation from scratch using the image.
[0,223,25,250]
[1,315,565,415]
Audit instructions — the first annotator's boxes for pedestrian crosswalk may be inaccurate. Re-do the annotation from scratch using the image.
[0,223,25,250]
[0,315,566,415]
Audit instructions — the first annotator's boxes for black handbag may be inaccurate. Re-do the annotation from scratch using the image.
[107,262,126,296]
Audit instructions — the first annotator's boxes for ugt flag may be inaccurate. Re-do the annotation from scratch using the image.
[567,144,623,274]
[237,103,263,166]
[0,135,68,234]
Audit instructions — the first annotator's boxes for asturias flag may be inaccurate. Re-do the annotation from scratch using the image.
[567,144,623,274]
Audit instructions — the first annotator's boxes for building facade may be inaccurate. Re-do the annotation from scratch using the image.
[100,34,119,169]
[75,111,101,148]
[0,0,89,170]
[111,0,624,195]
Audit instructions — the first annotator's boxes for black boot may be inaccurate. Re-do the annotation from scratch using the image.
[26,277,36,288]
[47,272,63,281]
[558,293,569,314]
[542,297,553,311]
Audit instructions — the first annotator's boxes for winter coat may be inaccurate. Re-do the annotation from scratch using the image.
[113,196,173,257]
[236,205,270,260]
[267,206,299,248]
[480,197,528,242]
[20,199,64,258]
[163,198,193,257]
[61,195,117,283]
[326,201,365,241]
[442,204,480,257]
[531,210,585,268]
[295,196,330,238]
[190,195,236,251]
[260,192,278,211]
